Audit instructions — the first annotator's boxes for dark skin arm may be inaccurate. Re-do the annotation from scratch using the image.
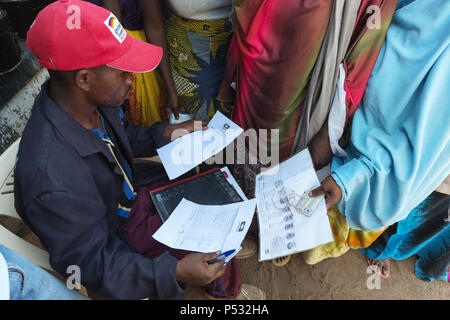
[309,175,342,209]
[138,0,181,120]
[101,0,123,22]
[216,76,235,116]
[308,119,333,171]
[308,118,342,209]
[162,120,207,140]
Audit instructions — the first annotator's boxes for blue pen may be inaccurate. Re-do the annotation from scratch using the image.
[207,249,236,265]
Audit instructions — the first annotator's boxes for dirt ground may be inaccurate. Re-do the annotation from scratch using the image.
[185,237,449,300]
[1,216,448,300]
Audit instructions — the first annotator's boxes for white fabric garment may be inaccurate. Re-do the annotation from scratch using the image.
[168,0,232,20]
[0,252,10,300]
[327,63,347,158]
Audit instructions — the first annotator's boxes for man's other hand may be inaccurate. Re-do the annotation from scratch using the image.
[309,176,342,209]
[163,120,208,140]
[175,252,226,286]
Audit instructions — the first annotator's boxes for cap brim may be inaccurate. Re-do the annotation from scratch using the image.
[106,36,163,73]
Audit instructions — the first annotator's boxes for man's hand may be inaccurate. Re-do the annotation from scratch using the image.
[163,120,208,140]
[175,252,226,286]
[309,176,342,209]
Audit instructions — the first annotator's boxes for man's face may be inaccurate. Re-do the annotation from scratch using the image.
[88,66,133,108]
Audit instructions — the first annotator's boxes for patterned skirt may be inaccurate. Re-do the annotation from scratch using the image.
[166,14,233,121]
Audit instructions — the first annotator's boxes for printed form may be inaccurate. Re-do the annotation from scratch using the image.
[255,148,334,261]
[157,111,243,180]
[153,199,256,262]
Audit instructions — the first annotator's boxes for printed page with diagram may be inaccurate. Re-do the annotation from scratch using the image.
[255,148,334,261]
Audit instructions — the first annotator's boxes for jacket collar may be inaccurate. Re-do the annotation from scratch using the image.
[38,82,135,175]
[39,82,103,157]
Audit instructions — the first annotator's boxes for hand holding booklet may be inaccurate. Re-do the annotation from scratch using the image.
[157,111,243,180]
[153,199,256,264]
[255,148,334,261]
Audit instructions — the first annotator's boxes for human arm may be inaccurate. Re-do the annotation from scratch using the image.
[101,0,123,22]
[217,35,239,115]
[119,107,206,157]
[24,190,184,299]
[23,186,225,299]
[138,0,181,120]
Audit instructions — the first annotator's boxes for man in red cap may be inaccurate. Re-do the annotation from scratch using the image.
[14,0,264,300]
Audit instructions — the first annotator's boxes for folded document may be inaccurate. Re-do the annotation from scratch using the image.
[255,148,334,261]
[153,198,256,263]
[157,111,243,180]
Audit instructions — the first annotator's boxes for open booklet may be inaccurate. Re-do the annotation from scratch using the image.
[153,198,256,264]
[255,148,334,261]
[157,111,243,180]
[149,167,248,223]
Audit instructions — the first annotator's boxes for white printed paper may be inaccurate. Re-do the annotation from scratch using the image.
[153,199,256,260]
[157,111,243,180]
[220,166,248,201]
[255,148,334,261]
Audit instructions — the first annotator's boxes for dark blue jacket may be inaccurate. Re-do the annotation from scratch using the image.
[14,82,184,299]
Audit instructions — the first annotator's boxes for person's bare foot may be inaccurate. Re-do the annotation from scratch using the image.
[367,257,391,278]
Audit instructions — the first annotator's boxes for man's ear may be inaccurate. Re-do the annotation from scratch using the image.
[73,69,91,92]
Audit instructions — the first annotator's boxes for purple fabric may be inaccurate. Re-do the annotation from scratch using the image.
[84,0,143,30]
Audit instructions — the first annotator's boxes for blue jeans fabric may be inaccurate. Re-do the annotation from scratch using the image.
[0,245,89,300]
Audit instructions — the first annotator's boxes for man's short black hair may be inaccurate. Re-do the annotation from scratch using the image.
[47,65,107,86]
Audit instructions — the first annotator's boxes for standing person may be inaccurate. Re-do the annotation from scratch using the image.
[87,0,180,126]
[309,0,450,281]
[16,0,264,300]
[217,0,397,266]
[164,0,234,121]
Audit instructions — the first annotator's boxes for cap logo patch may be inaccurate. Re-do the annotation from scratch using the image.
[104,13,126,43]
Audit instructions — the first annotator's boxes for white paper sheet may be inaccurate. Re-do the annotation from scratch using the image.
[153,199,256,261]
[157,111,243,180]
[220,166,248,201]
[255,148,334,261]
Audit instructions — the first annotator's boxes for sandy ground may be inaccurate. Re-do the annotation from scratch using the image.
[185,237,450,300]
[1,216,448,300]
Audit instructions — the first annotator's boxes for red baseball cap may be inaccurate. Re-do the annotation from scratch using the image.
[26,0,162,73]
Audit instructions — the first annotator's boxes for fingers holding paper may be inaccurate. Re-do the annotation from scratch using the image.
[163,120,208,140]
[309,176,342,209]
[175,252,226,286]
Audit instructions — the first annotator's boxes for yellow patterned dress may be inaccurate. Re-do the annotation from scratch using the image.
[125,29,168,126]
[166,14,233,121]
[302,206,388,264]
